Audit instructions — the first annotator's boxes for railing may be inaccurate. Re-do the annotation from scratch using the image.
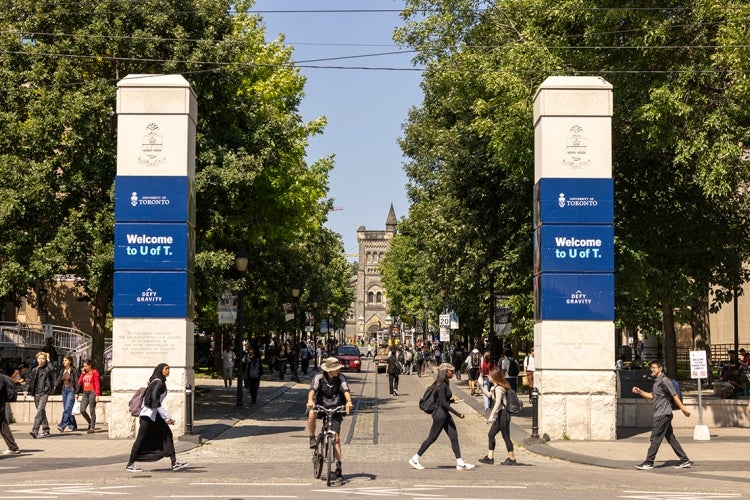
[0,321,92,368]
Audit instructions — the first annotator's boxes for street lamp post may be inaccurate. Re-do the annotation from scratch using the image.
[234,252,249,408]
[292,286,301,345]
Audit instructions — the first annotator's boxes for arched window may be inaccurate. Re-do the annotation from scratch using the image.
[368,291,374,303]
[376,292,382,303]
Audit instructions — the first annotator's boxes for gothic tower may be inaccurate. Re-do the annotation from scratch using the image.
[347,205,397,342]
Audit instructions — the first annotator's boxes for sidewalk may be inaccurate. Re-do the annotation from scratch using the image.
[3,369,748,471]
[444,374,750,471]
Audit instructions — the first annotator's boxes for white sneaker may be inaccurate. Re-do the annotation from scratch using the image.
[457,462,475,470]
[2,449,20,455]
[408,458,424,470]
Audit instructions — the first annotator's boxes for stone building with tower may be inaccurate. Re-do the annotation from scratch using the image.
[345,205,397,343]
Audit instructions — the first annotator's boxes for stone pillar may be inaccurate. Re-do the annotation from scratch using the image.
[110,74,197,438]
[533,76,616,440]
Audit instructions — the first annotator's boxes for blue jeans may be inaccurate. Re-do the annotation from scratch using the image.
[58,386,78,430]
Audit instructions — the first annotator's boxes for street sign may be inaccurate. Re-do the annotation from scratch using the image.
[690,350,708,379]
[439,326,450,342]
[218,292,237,324]
[439,314,450,327]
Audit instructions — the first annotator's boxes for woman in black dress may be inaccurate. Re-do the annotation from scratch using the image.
[126,363,187,472]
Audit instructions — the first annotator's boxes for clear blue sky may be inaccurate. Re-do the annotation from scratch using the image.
[250,1,423,255]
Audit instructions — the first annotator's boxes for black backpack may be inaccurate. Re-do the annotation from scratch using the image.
[419,385,438,414]
[470,351,481,367]
[504,388,523,414]
[507,357,520,377]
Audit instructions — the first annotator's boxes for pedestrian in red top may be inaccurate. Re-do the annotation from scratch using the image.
[76,359,101,434]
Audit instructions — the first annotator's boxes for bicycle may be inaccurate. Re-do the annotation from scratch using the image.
[311,404,346,486]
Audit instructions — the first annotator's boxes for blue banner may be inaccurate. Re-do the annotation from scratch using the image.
[534,225,614,274]
[115,176,195,223]
[534,178,613,227]
[114,223,194,270]
[534,273,614,321]
[113,271,194,319]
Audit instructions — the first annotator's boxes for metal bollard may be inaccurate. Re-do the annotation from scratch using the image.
[185,384,193,435]
[531,387,539,439]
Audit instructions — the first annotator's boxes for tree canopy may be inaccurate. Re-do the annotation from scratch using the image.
[0,0,353,363]
[386,0,750,374]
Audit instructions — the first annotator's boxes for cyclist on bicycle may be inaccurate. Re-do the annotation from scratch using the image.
[307,357,353,481]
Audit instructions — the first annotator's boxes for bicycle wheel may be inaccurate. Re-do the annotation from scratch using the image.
[325,434,335,487]
[312,435,323,479]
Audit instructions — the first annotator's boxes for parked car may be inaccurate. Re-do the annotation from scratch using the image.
[334,345,362,372]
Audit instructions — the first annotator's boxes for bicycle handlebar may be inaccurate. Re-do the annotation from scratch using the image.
[313,405,347,414]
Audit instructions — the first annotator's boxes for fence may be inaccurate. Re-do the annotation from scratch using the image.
[0,321,91,373]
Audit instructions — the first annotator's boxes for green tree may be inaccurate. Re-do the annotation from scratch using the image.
[394,0,750,375]
[0,0,343,366]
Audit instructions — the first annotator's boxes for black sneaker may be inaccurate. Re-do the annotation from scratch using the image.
[126,464,142,472]
[309,436,318,449]
[29,431,38,439]
[635,462,654,470]
[673,460,692,469]
[478,456,494,465]
[334,468,343,481]
[501,457,517,465]
[171,461,188,471]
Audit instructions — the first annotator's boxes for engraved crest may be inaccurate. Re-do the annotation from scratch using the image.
[563,124,590,169]
[137,123,167,168]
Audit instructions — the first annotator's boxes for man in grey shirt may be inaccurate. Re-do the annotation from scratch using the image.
[632,360,692,470]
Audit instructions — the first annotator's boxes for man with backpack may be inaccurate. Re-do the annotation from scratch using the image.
[632,360,692,470]
[466,344,482,396]
[501,349,520,392]
[0,372,20,455]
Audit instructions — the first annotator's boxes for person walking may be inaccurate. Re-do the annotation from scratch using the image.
[277,345,289,380]
[480,351,493,412]
[126,363,187,472]
[42,337,59,370]
[523,347,535,401]
[408,363,475,471]
[386,347,403,396]
[26,351,55,439]
[76,359,101,434]
[245,346,263,405]
[632,360,692,470]
[466,344,482,396]
[221,345,235,391]
[55,354,79,432]
[0,372,20,455]
[477,368,517,465]
[501,349,520,392]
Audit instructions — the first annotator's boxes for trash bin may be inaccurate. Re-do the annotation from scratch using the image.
[617,369,653,398]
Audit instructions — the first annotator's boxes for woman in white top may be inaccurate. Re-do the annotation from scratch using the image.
[478,368,517,465]
[524,348,535,400]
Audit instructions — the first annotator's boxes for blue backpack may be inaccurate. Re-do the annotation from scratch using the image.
[665,378,682,410]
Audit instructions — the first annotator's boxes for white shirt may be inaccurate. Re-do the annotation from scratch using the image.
[222,350,235,368]
[524,354,535,372]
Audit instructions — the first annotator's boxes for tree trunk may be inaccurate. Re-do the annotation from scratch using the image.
[661,300,678,378]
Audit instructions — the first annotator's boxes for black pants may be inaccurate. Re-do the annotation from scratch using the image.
[645,413,688,464]
[0,406,19,452]
[388,373,400,395]
[417,410,461,459]
[488,410,513,452]
[246,377,260,404]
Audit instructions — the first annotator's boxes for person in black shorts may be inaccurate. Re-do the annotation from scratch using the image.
[306,357,353,481]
